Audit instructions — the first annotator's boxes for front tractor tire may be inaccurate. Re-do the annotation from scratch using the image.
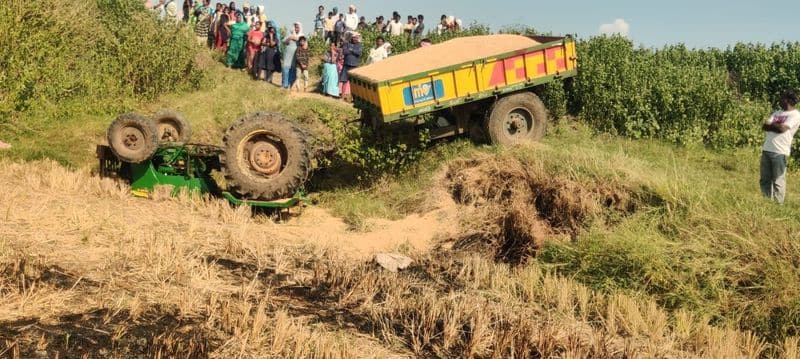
[107,112,159,163]
[485,92,548,145]
[221,112,312,201]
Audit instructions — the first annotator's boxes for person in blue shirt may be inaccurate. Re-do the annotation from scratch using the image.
[314,5,325,38]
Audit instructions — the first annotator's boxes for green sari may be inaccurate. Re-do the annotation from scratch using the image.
[226,22,250,68]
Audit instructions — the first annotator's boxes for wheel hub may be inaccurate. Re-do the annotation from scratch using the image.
[121,127,144,150]
[505,110,532,137]
[158,123,179,142]
[248,140,283,175]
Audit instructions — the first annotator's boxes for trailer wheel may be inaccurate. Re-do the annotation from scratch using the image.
[221,112,311,201]
[153,109,192,144]
[107,113,159,163]
[485,92,548,145]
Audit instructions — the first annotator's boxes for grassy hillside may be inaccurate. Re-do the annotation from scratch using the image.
[3,121,800,357]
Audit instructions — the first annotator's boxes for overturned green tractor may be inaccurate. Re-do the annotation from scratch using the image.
[98,110,314,208]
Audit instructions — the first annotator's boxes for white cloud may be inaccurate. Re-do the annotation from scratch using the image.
[599,18,630,37]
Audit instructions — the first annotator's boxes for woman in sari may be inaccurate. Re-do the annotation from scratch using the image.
[321,42,340,97]
[215,5,230,49]
[226,12,250,68]
[281,22,304,89]
[267,20,282,51]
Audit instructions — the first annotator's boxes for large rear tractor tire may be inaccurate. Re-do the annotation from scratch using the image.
[485,92,548,145]
[152,109,192,144]
[221,112,312,201]
[107,113,159,163]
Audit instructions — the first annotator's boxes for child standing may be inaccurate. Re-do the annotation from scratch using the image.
[294,36,310,92]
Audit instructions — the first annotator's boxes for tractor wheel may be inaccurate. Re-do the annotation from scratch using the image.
[485,92,548,145]
[221,112,311,201]
[107,112,159,163]
[152,109,192,144]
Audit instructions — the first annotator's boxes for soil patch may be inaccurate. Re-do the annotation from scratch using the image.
[443,154,648,264]
[1,259,99,295]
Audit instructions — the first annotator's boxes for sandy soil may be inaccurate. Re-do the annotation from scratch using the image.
[350,34,541,82]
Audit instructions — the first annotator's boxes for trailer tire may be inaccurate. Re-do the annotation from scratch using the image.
[153,109,192,144]
[485,92,548,145]
[222,112,311,201]
[107,113,159,163]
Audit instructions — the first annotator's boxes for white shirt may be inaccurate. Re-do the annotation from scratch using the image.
[387,20,403,36]
[367,44,391,64]
[344,13,359,31]
[763,109,800,155]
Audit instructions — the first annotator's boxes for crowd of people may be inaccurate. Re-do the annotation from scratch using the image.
[147,1,463,100]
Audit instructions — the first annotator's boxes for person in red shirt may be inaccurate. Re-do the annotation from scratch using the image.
[245,21,265,73]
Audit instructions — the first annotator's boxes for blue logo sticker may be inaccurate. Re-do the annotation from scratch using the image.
[403,80,445,106]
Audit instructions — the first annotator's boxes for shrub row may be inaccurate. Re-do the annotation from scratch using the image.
[568,36,799,152]
[0,0,203,134]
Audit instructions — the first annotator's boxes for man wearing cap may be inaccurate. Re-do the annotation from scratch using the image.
[760,90,800,204]
[241,3,255,26]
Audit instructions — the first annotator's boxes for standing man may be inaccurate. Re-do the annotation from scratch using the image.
[386,14,403,37]
[760,90,800,204]
[165,0,180,22]
[241,3,255,26]
[413,15,425,38]
[314,5,325,38]
[344,5,358,32]
[334,13,346,44]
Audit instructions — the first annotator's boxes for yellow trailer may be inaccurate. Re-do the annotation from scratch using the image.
[349,34,577,144]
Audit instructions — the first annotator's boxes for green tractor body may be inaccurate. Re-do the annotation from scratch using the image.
[97,142,309,210]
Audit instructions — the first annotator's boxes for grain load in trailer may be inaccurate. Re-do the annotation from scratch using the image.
[350,35,542,82]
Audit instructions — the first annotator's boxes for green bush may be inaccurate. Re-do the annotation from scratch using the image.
[0,0,202,136]
[308,103,430,182]
[567,35,798,151]
[726,42,800,104]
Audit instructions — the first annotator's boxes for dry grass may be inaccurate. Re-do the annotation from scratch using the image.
[0,159,404,358]
[1,157,796,358]
[308,250,800,358]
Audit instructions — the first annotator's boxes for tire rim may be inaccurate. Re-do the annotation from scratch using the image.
[157,120,181,142]
[504,108,533,139]
[240,131,287,177]
[120,126,145,151]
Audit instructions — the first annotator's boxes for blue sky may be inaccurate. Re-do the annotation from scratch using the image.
[239,0,798,48]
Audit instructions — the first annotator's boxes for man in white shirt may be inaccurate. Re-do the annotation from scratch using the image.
[367,37,391,64]
[760,90,800,204]
[386,15,403,36]
[344,5,359,32]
